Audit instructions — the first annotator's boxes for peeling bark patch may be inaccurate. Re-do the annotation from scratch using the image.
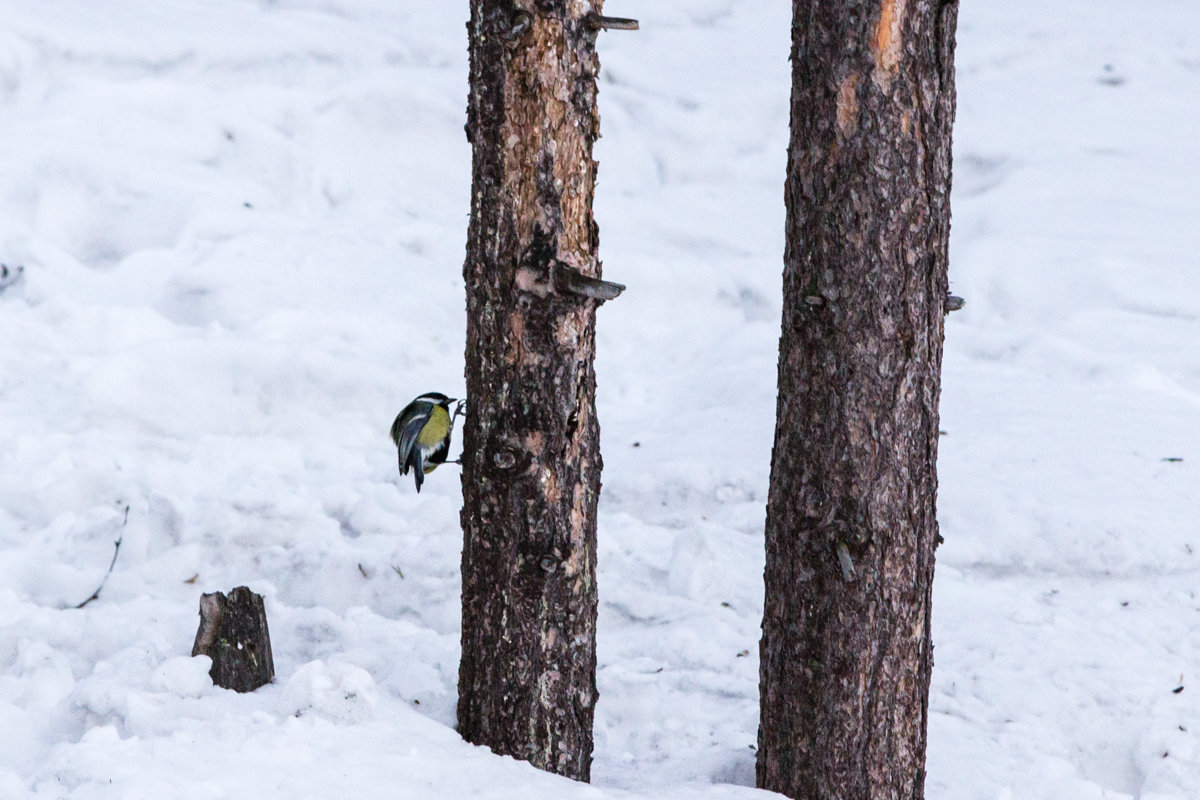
[507,312,527,365]
[516,268,551,298]
[540,467,562,506]
[522,431,545,454]
[871,0,908,90]
[555,315,581,348]
[563,482,587,576]
[836,73,860,137]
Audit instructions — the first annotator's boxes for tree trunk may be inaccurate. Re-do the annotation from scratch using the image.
[459,0,615,782]
[757,2,957,800]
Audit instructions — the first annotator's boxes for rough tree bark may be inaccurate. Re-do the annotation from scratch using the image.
[458,0,623,782]
[191,586,275,693]
[757,2,957,800]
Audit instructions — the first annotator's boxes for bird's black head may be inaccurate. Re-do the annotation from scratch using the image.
[416,391,456,407]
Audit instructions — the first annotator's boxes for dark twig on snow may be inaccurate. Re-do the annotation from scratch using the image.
[75,505,131,609]
[0,263,24,294]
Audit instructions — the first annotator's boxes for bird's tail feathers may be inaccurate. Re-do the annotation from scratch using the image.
[407,448,426,492]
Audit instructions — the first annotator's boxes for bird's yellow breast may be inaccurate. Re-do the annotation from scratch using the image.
[417,405,452,447]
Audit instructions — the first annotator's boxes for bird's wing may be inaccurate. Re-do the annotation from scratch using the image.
[392,404,431,476]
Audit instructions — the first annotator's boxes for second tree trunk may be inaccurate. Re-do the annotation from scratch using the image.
[758,2,958,799]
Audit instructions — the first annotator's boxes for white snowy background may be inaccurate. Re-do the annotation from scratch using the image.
[1,1,1197,798]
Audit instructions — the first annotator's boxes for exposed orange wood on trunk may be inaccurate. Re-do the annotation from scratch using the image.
[871,0,908,90]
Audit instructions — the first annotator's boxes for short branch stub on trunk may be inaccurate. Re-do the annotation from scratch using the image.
[557,263,626,302]
[191,586,275,693]
[585,13,639,31]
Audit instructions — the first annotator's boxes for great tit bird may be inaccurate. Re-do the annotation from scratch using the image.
[390,392,462,492]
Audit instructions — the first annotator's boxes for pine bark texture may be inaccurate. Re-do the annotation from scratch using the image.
[757,2,957,800]
[458,0,608,782]
[191,586,275,693]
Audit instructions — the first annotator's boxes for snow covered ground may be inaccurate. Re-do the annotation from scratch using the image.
[1,1,1198,798]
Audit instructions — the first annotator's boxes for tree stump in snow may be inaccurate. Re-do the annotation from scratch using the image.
[191,586,275,692]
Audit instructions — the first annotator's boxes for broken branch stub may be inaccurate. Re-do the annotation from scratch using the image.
[191,586,275,693]
[556,263,626,302]
[585,13,639,31]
